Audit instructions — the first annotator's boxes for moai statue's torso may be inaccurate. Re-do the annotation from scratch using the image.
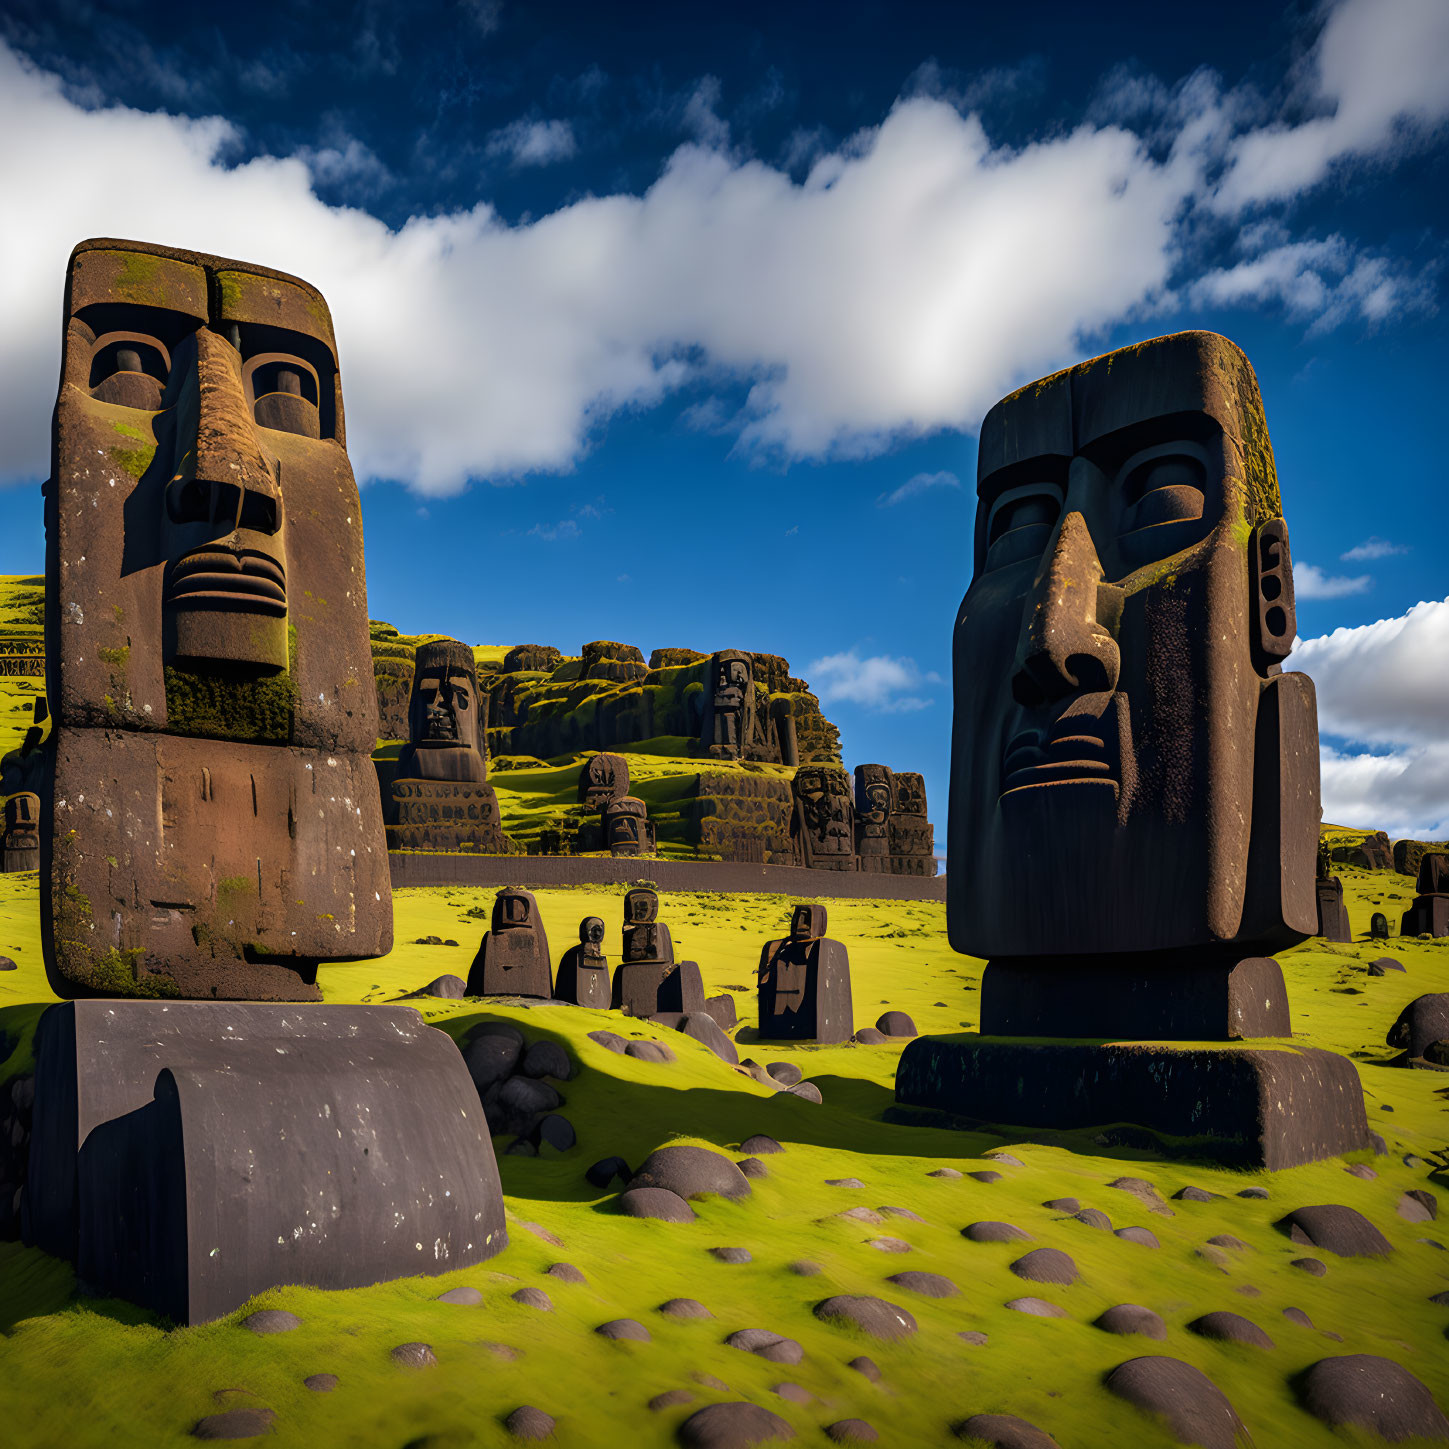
[757,902,853,1043]
[854,764,893,873]
[466,888,553,998]
[554,915,610,1009]
[43,238,392,1000]
[792,766,856,870]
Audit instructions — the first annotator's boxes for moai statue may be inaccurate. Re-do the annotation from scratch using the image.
[1316,840,1352,943]
[24,238,504,1323]
[896,330,1369,1168]
[555,916,610,1008]
[466,887,553,998]
[388,639,511,853]
[1402,852,1449,938]
[1369,912,1390,941]
[42,238,392,1001]
[888,771,935,876]
[605,795,656,857]
[0,697,48,799]
[791,766,856,870]
[611,887,704,1017]
[579,752,629,810]
[854,764,894,874]
[3,792,41,872]
[757,902,853,1043]
[701,651,754,760]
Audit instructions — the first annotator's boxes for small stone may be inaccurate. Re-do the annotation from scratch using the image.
[677,1402,796,1447]
[825,1420,878,1443]
[192,1409,275,1440]
[1429,1289,1449,1306]
[1298,1355,1449,1440]
[866,1237,911,1253]
[0,958,16,971]
[511,1287,552,1311]
[875,1011,917,1037]
[1195,1245,1230,1271]
[772,1384,811,1404]
[504,1405,556,1441]
[827,1177,865,1189]
[848,1356,881,1381]
[963,1220,1036,1245]
[241,1309,300,1334]
[1005,1297,1067,1318]
[410,974,466,998]
[596,1318,650,1341]
[1043,1197,1080,1213]
[1277,1204,1394,1257]
[302,1375,336,1393]
[464,1032,524,1091]
[958,1331,988,1346]
[928,1168,963,1179]
[1291,1257,1328,1276]
[625,1040,675,1063]
[1237,1187,1270,1199]
[952,1413,1062,1447]
[693,1373,731,1391]
[886,1271,959,1298]
[1367,957,1406,974]
[710,1247,752,1263]
[630,1146,752,1201]
[738,1157,768,1179]
[740,1134,784,1155]
[877,1205,925,1222]
[1344,1163,1377,1180]
[535,1114,575,1152]
[1188,1311,1275,1349]
[1094,1305,1166,1339]
[1399,1189,1439,1222]
[586,1155,632,1189]
[704,995,738,1031]
[813,1295,918,1341]
[588,1029,627,1054]
[650,1390,695,1411]
[1283,1307,1314,1328]
[725,1329,804,1364]
[1009,1248,1078,1285]
[1114,1227,1160,1249]
[788,1260,821,1276]
[766,1062,802,1087]
[618,1187,696,1223]
[1172,1186,1224,1202]
[1206,1234,1250,1251]
[390,1342,437,1368]
[1073,1208,1112,1230]
[660,1297,714,1320]
[987,1153,1025,1167]
[853,1028,888,1044]
[545,1263,585,1284]
[787,1081,823,1103]
[436,1286,483,1305]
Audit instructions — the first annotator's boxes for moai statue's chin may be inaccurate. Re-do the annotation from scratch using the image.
[555,915,611,1008]
[757,902,853,1043]
[895,330,1370,1169]
[42,238,393,1001]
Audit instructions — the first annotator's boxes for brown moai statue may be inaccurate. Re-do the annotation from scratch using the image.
[757,902,853,1042]
[0,697,48,800]
[791,765,857,870]
[579,752,629,809]
[3,792,41,872]
[1369,912,1390,941]
[1315,840,1352,943]
[854,764,894,873]
[896,331,1369,1169]
[889,770,935,876]
[605,795,656,857]
[702,651,755,760]
[42,238,392,1001]
[388,639,512,853]
[611,887,704,1017]
[554,915,610,1009]
[1402,852,1449,938]
[466,888,553,998]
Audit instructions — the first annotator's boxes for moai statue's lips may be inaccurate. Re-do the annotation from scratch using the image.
[1000,714,1118,800]
[165,548,287,617]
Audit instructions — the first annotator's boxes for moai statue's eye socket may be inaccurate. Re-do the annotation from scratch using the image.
[1116,448,1210,570]
[983,485,1062,572]
[88,334,170,410]
[249,357,322,439]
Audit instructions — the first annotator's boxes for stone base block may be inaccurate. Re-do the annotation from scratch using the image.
[1402,895,1449,938]
[894,1035,1369,1170]
[612,960,704,1017]
[24,1001,507,1322]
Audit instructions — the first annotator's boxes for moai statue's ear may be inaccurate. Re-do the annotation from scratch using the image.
[1250,517,1297,672]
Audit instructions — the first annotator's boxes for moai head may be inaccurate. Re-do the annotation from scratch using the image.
[714,651,751,699]
[1418,852,1449,896]
[790,903,827,941]
[580,916,606,951]
[605,796,649,853]
[407,639,485,766]
[1369,912,1389,940]
[950,331,1319,960]
[624,887,659,925]
[794,766,855,860]
[580,752,629,808]
[492,888,538,932]
[892,772,928,818]
[5,792,40,843]
[855,765,894,821]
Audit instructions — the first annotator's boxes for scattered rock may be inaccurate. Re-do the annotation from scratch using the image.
[886,1271,958,1298]
[618,1186,696,1223]
[588,1029,627,1054]
[1073,1208,1112,1231]
[827,1177,865,1189]
[740,1135,784,1155]
[738,1157,768,1179]
[835,1206,884,1226]
[788,1260,821,1276]
[496,1075,562,1128]
[504,1405,556,1441]
[408,974,466,999]
[1043,1197,1080,1213]
[241,1309,300,1334]
[1429,1290,1449,1306]
[878,1205,924,1222]
[1283,1307,1315,1329]
[704,995,738,1031]
[192,1408,276,1440]
[1188,1311,1275,1349]
[1005,1297,1067,1318]
[1386,995,1449,1060]
[825,1420,878,1443]
[1400,1190,1439,1222]
[725,1329,804,1365]
[512,1288,552,1311]
[1237,1187,1270,1199]
[958,1330,989,1346]
[813,1295,918,1341]
[674,1012,740,1066]
[866,1237,911,1254]
[786,1082,822,1104]
[987,1153,1025,1167]
[963,1221,1034,1244]
[630,1146,752,1201]
[1009,1249,1078,1285]
[1115,1227,1160,1249]
[772,1384,811,1405]
[848,1356,881,1381]
[1194,1245,1230,1272]
[1172,1186,1224,1202]
[1297,1355,1449,1441]
[1344,1163,1377,1180]
[1206,1234,1250,1251]
[710,1247,752,1264]
[586,1156,632,1189]
[521,1040,573,1081]
[1291,1257,1328,1276]
[0,957,16,971]
[651,1391,695,1411]
[660,1298,714,1319]
[968,1169,1002,1184]
[766,1062,802,1087]
[302,1374,336,1392]
[875,1011,917,1037]
[929,1168,964,1180]
[1105,1357,1248,1449]
[626,1040,676,1064]
[1367,958,1406,975]
[464,1031,524,1091]
[677,1402,796,1447]
[545,1263,586,1284]
[1095,1305,1167,1339]
[1277,1205,1394,1257]
[535,1114,575,1152]
[597,1318,651,1341]
[390,1342,437,1368]
[952,1413,1061,1448]
[436,1286,483,1305]
[693,1374,731,1391]
[853,1028,888,1045]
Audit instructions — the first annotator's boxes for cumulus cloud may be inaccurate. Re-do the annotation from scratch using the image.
[808,651,942,713]
[486,117,578,167]
[1293,563,1372,599]
[1341,536,1409,562]
[877,470,960,507]
[1291,598,1449,837]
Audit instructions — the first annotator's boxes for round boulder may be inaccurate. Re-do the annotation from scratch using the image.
[545,1262,586,1283]
[710,1247,752,1264]
[1005,1297,1067,1318]
[521,1039,574,1081]
[586,1155,632,1189]
[951,1413,1061,1448]
[597,1318,651,1341]
[740,1134,784,1155]
[1386,994,1449,1059]
[766,1062,802,1087]
[1073,1208,1112,1230]
[660,1298,714,1319]
[629,1146,752,1201]
[677,1402,796,1447]
[1009,1248,1078,1285]
[1298,1355,1449,1441]
[242,1309,300,1334]
[825,1421,878,1443]
[511,1287,552,1311]
[813,1295,918,1341]
[853,1027,888,1045]
[626,1040,676,1064]
[725,1329,804,1364]
[1105,1356,1248,1449]
[875,1011,916,1036]
[1114,1227,1160,1249]
[786,1081,822,1104]
[390,1342,437,1368]
[303,1374,337,1392]
[1399,1189,1438,1222]
[1187,1312,1274,1350]
[676,1012,740,1066]
[886,1271,959,1298]
[847,1356,881,1381]
[505,1405,556,1441]
[588,1029,627,1054]
[738,1157,769,1179]
[192,1409,276,1440]
[1276,1204,1394,1257]
[464,1032,523,1092]
[618,1187,696,1223]
[436,1286,483,1305]
[1094,1305,1167,1340]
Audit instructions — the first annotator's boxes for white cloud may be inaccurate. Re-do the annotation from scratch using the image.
[1291,598,1449,837]
[807,651,942,713]
[1293,563,1372,599]
[877,470,961,507]
[1341,536,1409,562]
[527,519,581,542]
[1216,0,1449,210]
[486,117,578,167]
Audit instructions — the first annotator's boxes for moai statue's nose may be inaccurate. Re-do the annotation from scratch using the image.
[1011,511,1122,708]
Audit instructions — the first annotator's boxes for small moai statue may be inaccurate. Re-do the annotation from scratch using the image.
[611,887,704,1017]
[3,792,41,872]
[555,916,610,1009]
[791,765,856,870]
[1401,852,1449,938]
[466,887,553,998]
[579,752,629,810]
[605,795,656,857]
[1369,912,1390,941]
[389,639,512,853]
[854,764,894,874]
[757,902,853,1043]
[1316,840,1353,943]
[888,771,935,876]
[702,651,754,760]
[0,697,48,799]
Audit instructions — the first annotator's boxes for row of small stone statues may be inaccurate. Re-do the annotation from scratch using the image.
[1317,844,1449,942]
[463,886,854,1042]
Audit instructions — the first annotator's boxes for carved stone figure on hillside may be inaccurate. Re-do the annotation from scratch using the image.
[579,752,629,810]
[791,765,856,870]
[612,886,704,1016]
[897,330,1369,1168]
[3,792,41,872]
[702,651,753,759]
[854,764,893,873]
[1402,851,1449,938]
[605,795,656,857]
[757,902,853,1042]
[42,237,392,1000]
[1316,839,1352,943]
[555,915,610,1009]
[466,887,553,998]
[888,770,935,876]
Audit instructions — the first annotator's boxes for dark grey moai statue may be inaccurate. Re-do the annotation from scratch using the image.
[611,887,704,1017]
[466,887,554,998]
[791,766,856,870]
[555,916,610,1009]
[701,651,755,760]
[854,765,894,874]
[888,771,935,876]
[3,792,41,872]
[1316,840,1353,943]
[1402,852,1449,938]
[579,752,629,810]
[605,795,656,857]
[757,903,853,1043]
[896,331,1369,1169]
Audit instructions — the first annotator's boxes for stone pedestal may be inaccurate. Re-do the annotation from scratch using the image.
[895,1035,1370,1170]
[389,778,511,853]
[612,960,704,1017]
[24,1001,507,1323]
[1401,895,1449,938]
[757,938,854,1043]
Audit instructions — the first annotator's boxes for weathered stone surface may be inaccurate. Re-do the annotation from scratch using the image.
[847,1356,881,1381]
[597,1318,651,1341]
[626,1040,676,1064]
[242,1309,300,1334]
[1188,1312,1274,1349]
[885,1271,958,1298]
[467,889,553,999]
[791,766,855,869]
[1276,1205,1393,1257]
[192,1408,276,1440]
[853,1028,888,1045]
[1399,1189,1438,1222]
[813,1296,918,1341]
[1387,995,1449,1061]
[436,1286,483,1305]
[1114,1226,1160,1249]
[725,1329,804,1364]
[963,1221,1033,1244]
[464,1030,524,1091]
[586,1156,632,1189]
[825,1421,878,1443]
[504,1405,556,1441]
[659,1298,713,1320]
[544,1262,585,1283]
[511,1287,552,1311]
[1173,1186,1224,1203]
[1004,1297,1067,1318]
[588,1029,627,1054]
[705,995,739,1031]
[1297,1355,1449,1441]
[303,1375,337,1393]
[771,1384,810,1405]
[1106,1357,1248,1449]
[628,1146,751,1201]
[1074,1209,1112,1230]
[766,1062,803,1087]
[677,1401,796,1447]
[1291,1257,1327,1276]
[521,1040,573,1081]
[650,1391,695,1412]
[787,1082,822,1103]
[618,1187,695,1223]
[710,1247,752,1264]
[952,1414,1061,1448]
[1009,1249,1078,1285]
[875,1011,916,1037]
[1095,1305,1167,1339]
[738,1157,768,1179]
[391,1342,438,1368]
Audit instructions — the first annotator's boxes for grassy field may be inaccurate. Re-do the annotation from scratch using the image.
[0,862,1446,1448]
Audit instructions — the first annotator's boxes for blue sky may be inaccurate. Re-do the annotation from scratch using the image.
[1,0,1446,836]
